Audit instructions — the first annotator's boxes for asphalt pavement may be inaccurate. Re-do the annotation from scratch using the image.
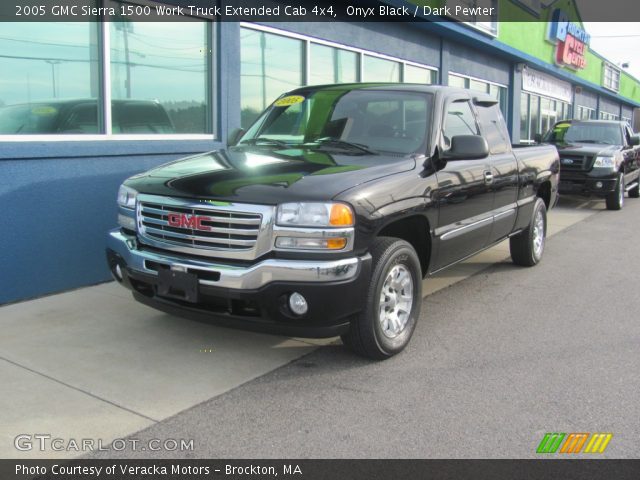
[88,198,640,459]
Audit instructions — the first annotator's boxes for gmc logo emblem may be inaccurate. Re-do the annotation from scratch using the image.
[167,213,212,231]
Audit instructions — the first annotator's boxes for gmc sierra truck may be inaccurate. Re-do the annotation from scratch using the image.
[542,120,640,210]
[107,84,559,359]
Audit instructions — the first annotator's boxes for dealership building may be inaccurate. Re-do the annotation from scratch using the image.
[2,0,640,304]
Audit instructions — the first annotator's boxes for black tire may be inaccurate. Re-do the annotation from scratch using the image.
[341,237,422,360]
[628,175,640,198]
[605,172,624,210]
[510,197,547,267]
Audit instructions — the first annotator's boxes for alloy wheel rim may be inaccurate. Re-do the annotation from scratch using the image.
[379,264,414,339]
[532,209,545,259]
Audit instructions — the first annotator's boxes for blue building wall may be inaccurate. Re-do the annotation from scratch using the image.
[0,22,241,304]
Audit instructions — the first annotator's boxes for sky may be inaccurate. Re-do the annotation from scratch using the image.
[583,23,640,81]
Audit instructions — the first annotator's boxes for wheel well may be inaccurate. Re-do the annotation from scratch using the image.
[377,215,431,276]
[537,181,551,208]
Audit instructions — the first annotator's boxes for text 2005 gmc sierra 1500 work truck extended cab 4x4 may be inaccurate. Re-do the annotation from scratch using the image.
[107,84,560,359]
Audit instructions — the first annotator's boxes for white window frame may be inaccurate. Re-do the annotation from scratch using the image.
[241,23,438,86]
[576,105,595,120]
[1,9,217,142]
[603,62,621,92]
[448,72,508,91]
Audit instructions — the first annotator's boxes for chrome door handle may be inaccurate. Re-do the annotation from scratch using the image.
[484,171,494,184]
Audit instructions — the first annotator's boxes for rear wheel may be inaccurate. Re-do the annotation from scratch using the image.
[341,237,422,360]
[606,172,624,210]
[510,197,547,267]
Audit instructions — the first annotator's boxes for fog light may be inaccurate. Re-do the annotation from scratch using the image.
[289,292,308,315]
[595,181,603,189]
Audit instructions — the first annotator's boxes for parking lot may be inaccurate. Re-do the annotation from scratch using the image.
[3,197,638,459]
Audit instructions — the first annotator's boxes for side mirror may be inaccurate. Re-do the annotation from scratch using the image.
[534,133,543,144]
[444,135,489,160]
[227,127,245,147]
[630,134,640,146]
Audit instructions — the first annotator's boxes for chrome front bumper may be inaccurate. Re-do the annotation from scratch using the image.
[107,229,365,291]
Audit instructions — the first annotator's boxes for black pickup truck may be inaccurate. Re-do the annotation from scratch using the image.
[107,84,559,359]
[543,120,640,210]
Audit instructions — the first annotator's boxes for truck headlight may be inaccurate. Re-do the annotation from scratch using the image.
[276,202,354,227]
[593,156,618,169]
[117,185,138,210]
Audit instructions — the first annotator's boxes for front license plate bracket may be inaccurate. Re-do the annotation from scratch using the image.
[157,268,199,303]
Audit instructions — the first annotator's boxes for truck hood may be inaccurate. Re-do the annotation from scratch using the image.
[125,147,415,204]
[555,143,621,157]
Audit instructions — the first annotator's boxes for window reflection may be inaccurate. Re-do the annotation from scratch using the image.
[404,64,435,84]
[309,43,358,85]
[110,21,209,134]
[363,56,401,82]
[241,29,303,128]
[0,22,99,134]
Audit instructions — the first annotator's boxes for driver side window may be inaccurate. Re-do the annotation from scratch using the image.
[443,100,479,148]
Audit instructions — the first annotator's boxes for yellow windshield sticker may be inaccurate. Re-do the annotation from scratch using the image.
[31,106,57,116]
[274,95,305,107]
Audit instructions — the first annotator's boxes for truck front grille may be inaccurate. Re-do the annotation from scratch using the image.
[560,154,593,171]
[136,194,274,261]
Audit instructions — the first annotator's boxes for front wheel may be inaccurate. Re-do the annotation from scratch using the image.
[341,237,422,360]
[605,172,624,210]
[628,175,639,198]
[510,197,547,267]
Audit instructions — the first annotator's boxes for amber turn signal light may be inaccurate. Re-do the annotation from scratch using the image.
[329,204,354,226]
[326,238,348,249]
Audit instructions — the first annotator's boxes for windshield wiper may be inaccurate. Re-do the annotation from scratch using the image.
[310,137,376,154]
[572,139,610,144]
[239,137,289,147]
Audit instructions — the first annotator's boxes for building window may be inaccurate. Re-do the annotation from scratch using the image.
[599,111,619,121]
[309,43,358,86]
[576,106,595,120]
[446,0,499,36]
[240,29,304,128]
[404,64,436,84]
[448,73,508,116]
[448,74,467,89]
[520,93,530,142]
[603,63,621,92]
[110,21,210,134]
[0,22,100,134]
[240,24,438,129]
[363,55,401,83]
[0,6,215,138]
[519,92,571,143]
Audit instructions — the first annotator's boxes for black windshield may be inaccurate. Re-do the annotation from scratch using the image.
[239,89,432,155]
